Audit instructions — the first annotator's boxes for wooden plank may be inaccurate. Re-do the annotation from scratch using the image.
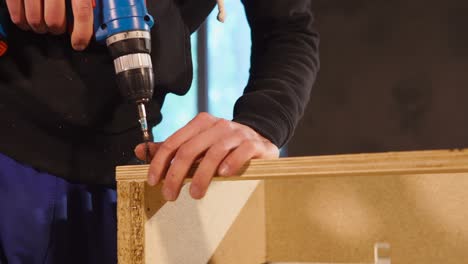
[116,149,468,182]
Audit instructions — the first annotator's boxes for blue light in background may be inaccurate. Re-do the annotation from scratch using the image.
[207,5,287,155]
[207,1,251,119]
[151,2,253,141]
[152,33,198,142]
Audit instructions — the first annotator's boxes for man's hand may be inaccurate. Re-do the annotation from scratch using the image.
[134,112,280,201]
[5,0,94,50]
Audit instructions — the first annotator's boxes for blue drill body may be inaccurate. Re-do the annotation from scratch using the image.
[93,0,156,148]
[93,0,154,43]
[0,0,155,55]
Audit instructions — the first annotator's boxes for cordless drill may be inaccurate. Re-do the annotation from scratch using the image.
[92,0,155,161]
[0,0,155,160]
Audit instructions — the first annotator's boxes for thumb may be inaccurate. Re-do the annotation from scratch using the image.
[134,142,161,161]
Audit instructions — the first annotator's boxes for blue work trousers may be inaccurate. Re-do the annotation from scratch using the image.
[0,153,117,264]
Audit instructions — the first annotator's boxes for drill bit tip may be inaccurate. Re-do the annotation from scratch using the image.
[143,130,151,141]
[137,102,152,164]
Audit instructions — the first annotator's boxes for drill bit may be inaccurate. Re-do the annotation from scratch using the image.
[137,102,151,164]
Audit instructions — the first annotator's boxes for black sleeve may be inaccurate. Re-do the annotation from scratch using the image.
[232,0,320,147]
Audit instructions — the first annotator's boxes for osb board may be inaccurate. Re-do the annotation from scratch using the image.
[208,181,266,264]
[265,172,468,263]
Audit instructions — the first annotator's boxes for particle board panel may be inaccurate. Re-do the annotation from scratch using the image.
[265,172,468,263]
[117,181,147,264]
[208,181,266,264]
[117,179,263,264]
[116,149,468,263]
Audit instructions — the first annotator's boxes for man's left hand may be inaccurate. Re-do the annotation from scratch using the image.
[134,112,279,201]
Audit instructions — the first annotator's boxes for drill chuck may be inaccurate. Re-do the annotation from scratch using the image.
[106,30,154,103]
[106,31,155,142]
[115,66,154,103]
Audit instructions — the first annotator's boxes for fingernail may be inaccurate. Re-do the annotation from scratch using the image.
[162,187,174,201]
[148,173,156,186]
[190,185,202,199]
[73,43,86,51]
[219,163,229,176]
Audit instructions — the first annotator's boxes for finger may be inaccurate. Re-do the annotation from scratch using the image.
[189,136,243,199]
[148,112,218,186]
[134,142,161,161]
[217,140,266,177]
[71,0,93,50]
[6,0,29,30]
[44,0,66,35]
[161,119,233,201]
[24,0,47,33]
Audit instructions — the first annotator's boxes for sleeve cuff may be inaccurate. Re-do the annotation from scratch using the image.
[232,111,293,148]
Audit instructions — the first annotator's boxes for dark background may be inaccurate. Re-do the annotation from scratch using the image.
[288,0,468,156]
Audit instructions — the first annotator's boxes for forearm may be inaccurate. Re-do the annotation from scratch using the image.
[233,0,320,147]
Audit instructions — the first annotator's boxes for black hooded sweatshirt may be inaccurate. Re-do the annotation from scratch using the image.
[0,0,319,185]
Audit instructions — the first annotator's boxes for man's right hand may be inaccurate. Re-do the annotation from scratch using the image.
[5,0,94,50]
